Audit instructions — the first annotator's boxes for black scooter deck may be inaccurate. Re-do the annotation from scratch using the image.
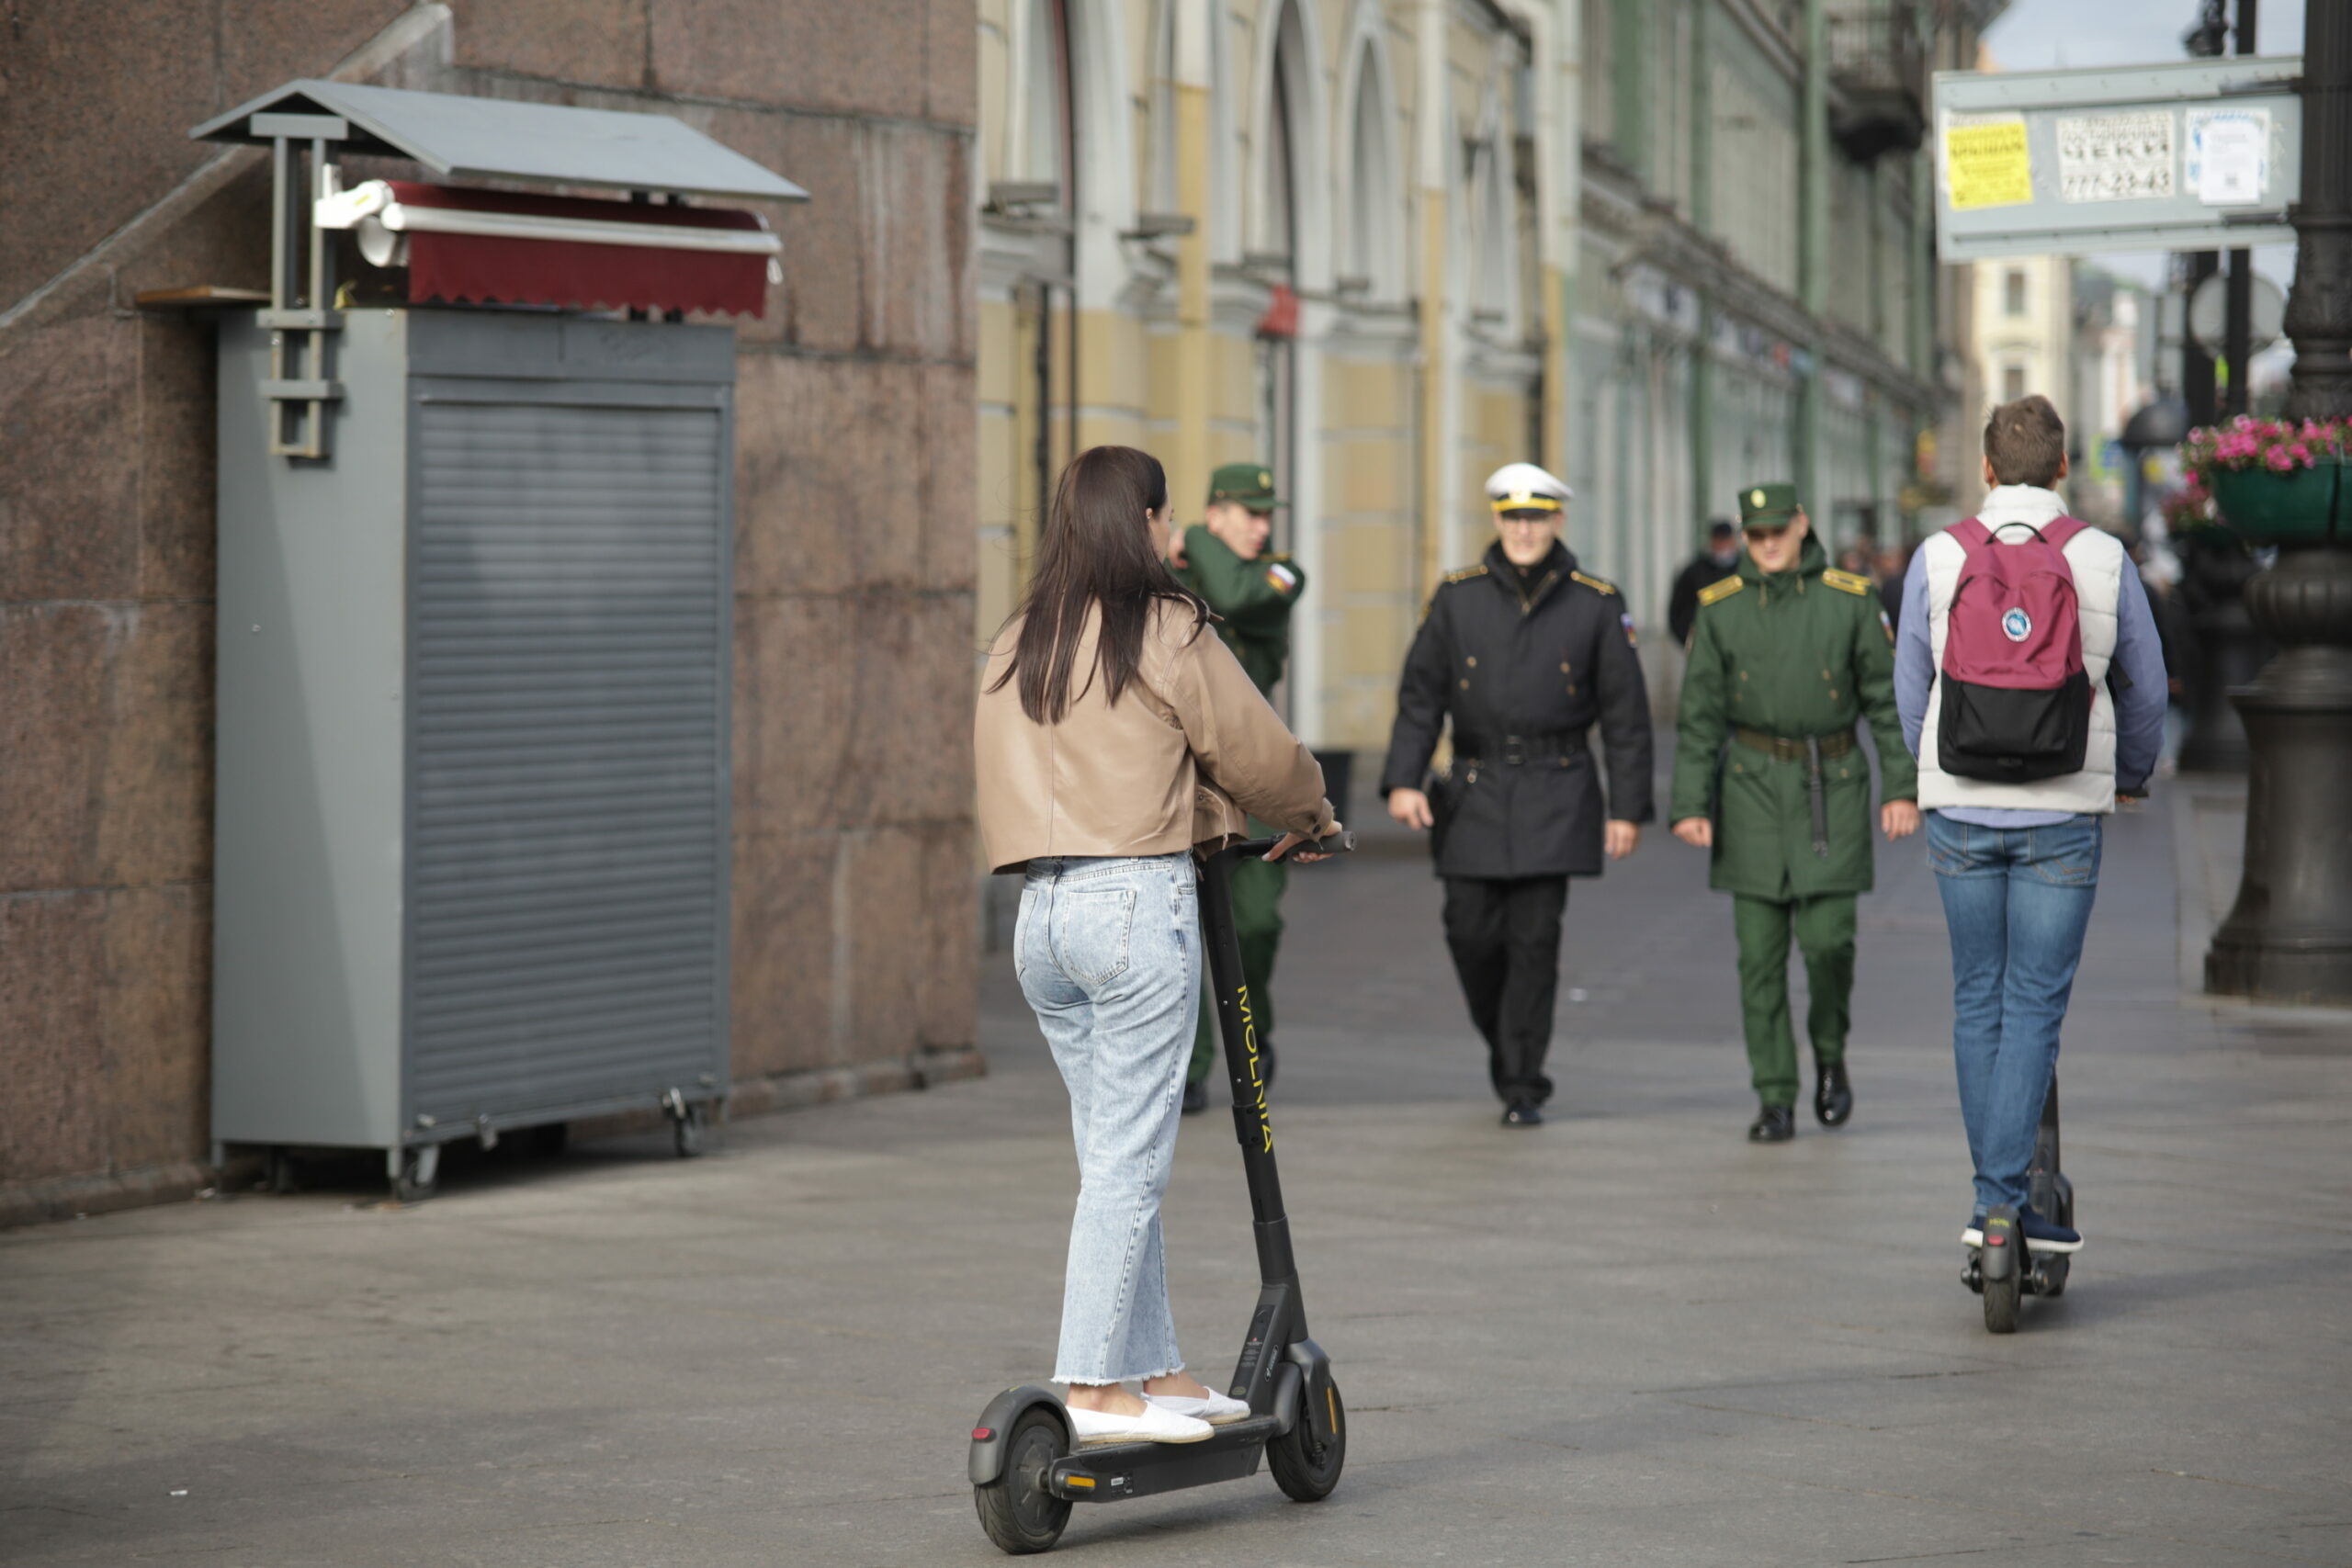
[1048,1417,1279,1501]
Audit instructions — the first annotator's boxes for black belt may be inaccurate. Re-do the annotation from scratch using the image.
[1453,731,1583,769]
[1732,728,1856,858]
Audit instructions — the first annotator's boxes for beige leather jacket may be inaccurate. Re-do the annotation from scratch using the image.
[976,598,1334,873]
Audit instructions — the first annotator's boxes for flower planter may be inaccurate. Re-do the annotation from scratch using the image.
[2210,456,2351,546]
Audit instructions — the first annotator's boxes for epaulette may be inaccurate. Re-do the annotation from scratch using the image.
[1697,576,1745,607]
[1822,569,1874,596]
[1442,565,1488,585]
[1570,570,1619,597]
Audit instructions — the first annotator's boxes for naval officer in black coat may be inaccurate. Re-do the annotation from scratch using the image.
[1379,462,1655,1126]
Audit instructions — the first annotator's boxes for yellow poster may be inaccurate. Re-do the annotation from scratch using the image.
[1945,118,2033,210]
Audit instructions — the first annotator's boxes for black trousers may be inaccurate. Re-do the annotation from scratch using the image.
[1442,874,1569,1104]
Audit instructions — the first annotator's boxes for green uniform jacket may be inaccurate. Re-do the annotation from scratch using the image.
[1668,535,1916,898]
[1173,525,1304,695]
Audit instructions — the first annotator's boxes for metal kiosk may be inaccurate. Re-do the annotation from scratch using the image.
[191,82,806,1200]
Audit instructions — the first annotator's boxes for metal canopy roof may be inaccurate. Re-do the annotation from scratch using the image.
[189,80,807,203]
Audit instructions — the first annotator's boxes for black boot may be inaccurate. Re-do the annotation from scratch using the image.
[1748,1103,1795,1143]
[1501,1100,1544,1127]
[1815,1062,1853,1127]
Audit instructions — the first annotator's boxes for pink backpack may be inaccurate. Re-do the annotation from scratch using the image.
[1937,516,2094,784]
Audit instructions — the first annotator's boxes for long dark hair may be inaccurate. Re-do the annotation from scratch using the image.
[990,446,1207,725]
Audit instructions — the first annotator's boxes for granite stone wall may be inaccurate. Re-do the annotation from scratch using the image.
[0,0,979,1222]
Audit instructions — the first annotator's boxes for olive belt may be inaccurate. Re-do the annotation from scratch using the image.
[1731,727,1856,859]
[1732,727,1857,763]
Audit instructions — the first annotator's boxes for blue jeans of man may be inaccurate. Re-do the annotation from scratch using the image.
[1926,814,2102,1215]
[1015,852,1200,1385]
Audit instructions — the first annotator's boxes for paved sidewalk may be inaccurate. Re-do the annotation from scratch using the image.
[5,792,2350,1567]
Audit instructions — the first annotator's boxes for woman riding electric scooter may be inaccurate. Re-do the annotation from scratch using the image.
[974,445,1339,1449]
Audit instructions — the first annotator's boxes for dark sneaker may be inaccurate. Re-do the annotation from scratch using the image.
[2018,1205,2083,1254]
[1182,1078,1209,1116]
[1814,1062,1853,1127]
[1748,1104,1795,1143]
[1501,1100,1544,1127]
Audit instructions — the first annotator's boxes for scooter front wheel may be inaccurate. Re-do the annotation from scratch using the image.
[974,1405,1072,1554]
[1268,1379,1347,1502]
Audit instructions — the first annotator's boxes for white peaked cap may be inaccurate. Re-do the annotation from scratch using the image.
[1484,461,1572,504]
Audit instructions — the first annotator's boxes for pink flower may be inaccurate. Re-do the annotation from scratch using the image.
[2265,446,2294,471]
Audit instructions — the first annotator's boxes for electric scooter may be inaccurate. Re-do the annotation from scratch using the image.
[968,831,1353,1554]
[1963,1078,2074,1334]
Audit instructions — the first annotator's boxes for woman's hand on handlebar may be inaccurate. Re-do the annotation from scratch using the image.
[1267,824,1343,863]
[1387,788,1434,831]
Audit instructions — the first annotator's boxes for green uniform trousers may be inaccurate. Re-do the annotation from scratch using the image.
[1733,892,1856,1107]
[1189,854,1287,1085]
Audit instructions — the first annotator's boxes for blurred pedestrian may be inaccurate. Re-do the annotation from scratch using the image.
[1378,461,1654,1128]
[1669,483,1918,1143]
[1165,463,1307,1113]
[1874,543,1909,634]
[976,445,1337,1443]
[1837,541,1874,578]
[1894,396,2167,1258]
[1668,520,1740,646]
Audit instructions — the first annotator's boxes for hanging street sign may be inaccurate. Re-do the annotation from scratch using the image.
[1933,56,2302,261]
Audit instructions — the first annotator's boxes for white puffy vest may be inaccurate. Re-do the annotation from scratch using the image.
[1917,486,2126,816]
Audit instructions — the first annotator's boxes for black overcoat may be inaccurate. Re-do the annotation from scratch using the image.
[1379,542,1656,878]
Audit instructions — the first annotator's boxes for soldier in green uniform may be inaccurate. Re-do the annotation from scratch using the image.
[1669,483,1921,1143]
[1167,462,1308,1113]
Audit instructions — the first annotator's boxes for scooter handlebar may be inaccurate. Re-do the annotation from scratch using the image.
[1226,829,1355,862]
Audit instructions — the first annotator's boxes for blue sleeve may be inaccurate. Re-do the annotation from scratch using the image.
[2108,566,2169,795]
[1894,552,1935,758]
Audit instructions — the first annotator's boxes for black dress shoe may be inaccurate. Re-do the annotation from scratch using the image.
[1815,1062,1853,1127]
[1182,1078,1209,1115]
[1748,1104,1795,1143]
[1501,1100,1544,1127]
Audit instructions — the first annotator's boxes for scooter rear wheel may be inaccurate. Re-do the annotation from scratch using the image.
[1268,1379,1347,1502]
[974,1406,1072,1554]
[1982,1261,2021,1334]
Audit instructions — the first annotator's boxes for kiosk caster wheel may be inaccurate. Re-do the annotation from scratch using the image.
[393,1145,440,1203]
[973,1404,1072,1554]
[664,1091,709,1158]
[1267,1379,1347,1502]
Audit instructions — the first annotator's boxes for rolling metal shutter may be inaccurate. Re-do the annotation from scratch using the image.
[407,398,729,1127]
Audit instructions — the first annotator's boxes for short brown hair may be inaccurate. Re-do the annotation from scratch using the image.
[1984,394,2066,488]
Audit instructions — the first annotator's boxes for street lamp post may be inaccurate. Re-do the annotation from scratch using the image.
[2205,0,2352,1004]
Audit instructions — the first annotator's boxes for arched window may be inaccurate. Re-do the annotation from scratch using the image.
[1255,0,1310,271]
[1459,95,1520,337]
[1344,41,1398,296]
[1017,0,1071,198]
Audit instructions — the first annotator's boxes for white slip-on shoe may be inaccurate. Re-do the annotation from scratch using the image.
[1065,1400,1216,1446]
[1145,1389,1251,1426]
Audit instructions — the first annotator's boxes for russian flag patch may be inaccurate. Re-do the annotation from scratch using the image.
[1264,561,1299,592]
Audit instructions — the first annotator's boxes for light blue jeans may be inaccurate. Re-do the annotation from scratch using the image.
[1927,814,2103,1215]
[1016,852,1201,1385]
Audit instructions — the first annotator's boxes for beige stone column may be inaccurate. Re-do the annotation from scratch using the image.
[1513,0,1580,481]
[1173,0,1213,508]
[1416,0,1451,597]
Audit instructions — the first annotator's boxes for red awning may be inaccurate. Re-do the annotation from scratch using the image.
[386,182,772,318]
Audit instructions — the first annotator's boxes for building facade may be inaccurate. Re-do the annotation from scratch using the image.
[0,0,981,1224]
[974,0,1996,746]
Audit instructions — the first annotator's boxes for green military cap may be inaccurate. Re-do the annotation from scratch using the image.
[1207,461,1282,509]
[1737,482,1803,528]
